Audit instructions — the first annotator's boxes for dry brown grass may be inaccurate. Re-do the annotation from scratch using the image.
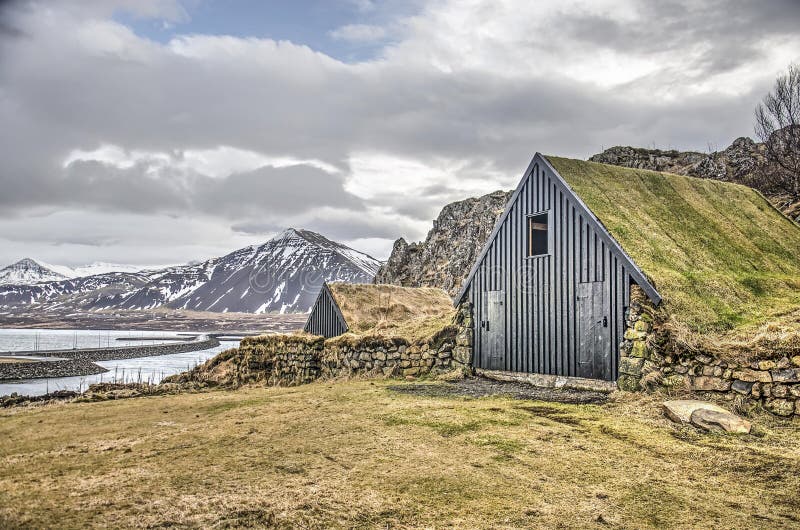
[0,357,33,364]
[1,381,799,529]
[669,308,800,362]
[328,283,457,343]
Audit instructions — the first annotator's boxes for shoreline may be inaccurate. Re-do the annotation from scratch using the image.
[0,336,221,381]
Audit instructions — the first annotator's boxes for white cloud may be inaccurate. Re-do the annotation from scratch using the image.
[74,19,156,60]
[329,24,388,42]
[382,0,800,98]
[345,152,507,200]
[63,145,341,179]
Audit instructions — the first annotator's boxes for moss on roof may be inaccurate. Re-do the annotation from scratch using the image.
[326,283,456,343]
[546,156,800,334]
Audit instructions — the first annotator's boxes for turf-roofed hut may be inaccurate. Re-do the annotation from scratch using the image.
[304,283,348,338]
[305,282,457,343]
[456,153,800,386]
[181,283,463,388]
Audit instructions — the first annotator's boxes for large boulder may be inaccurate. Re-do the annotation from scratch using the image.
[689,408,752,434]
[662,400,729,424]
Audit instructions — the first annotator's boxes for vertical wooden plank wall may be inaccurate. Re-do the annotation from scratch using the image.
[468,162,633,381]
[304,286,347,338]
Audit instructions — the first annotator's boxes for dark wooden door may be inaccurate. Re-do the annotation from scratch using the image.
[481,290,506,370]
[576,282,611,380]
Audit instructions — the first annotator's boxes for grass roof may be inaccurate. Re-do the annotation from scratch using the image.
[546,156,800,336]
[327,283,456,343]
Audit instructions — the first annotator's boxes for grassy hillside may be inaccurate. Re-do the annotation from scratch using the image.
[548,156,800,334]
[2,382,799,528]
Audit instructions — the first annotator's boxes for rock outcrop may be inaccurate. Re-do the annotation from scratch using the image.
[375,190,512,296]
[590,137,799,221]
[690,408,752,434]
[662,399,730,424]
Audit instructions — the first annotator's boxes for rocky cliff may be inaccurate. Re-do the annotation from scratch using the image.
[590,137,800,221]
[374,190,512,296]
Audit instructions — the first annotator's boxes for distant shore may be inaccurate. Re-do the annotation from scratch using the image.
[0,308,307,334]
[0,336,220,381]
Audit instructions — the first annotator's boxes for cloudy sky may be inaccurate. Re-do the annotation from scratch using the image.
[0,0,798,268]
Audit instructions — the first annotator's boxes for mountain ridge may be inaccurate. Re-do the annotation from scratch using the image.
[0,228,380,314]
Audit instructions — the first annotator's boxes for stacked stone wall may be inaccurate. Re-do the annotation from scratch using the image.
[225,303,474,387]
[618,285,800,417]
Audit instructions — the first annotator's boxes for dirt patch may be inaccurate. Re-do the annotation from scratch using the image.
[388,376,609,404]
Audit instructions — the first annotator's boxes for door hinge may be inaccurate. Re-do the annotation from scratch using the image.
[603,316,608,328]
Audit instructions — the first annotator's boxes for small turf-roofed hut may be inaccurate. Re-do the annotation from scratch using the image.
[304,283,348,338]
[456,153,800,381]
[305,282,456,340]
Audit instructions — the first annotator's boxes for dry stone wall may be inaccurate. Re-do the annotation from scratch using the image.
[618,286,800,417]
[213,304,474,387]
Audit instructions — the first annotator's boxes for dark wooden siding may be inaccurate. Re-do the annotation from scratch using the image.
[464,161,635,381]
[303,284,347,338]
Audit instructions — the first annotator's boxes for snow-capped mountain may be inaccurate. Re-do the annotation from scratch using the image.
[165,228,381,313]
[0,259,153,283]
[69,262,149,277]
[0,229,381,314]
[0,259,69,285]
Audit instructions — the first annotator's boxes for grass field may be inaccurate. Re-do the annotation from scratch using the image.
[1,380,799,529]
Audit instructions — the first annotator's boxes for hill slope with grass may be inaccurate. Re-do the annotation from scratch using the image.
[547,156,800,335]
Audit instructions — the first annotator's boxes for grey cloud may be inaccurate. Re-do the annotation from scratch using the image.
[231,215,403,242]
[229,221,284,236]
[0,0,796,264]
[298,215,418,242]
[195,165,364,217]
[0,18,24,39]
[0,227,120,247]
[52,236,121,247]
[389,200,444,222]
[557,0,799,79]
[15,161,366,222]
